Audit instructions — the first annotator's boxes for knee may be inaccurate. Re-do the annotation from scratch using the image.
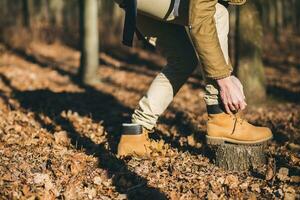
[215,4,229,34]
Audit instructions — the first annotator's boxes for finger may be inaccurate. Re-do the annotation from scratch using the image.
[220,91,231,114]
[239,99,247,111]
[240,101,246,110]
[234,101,241,111]
[232,95,241,111]
[237,95,248,110]
[224,103,232,114]
[230,98,239,111]
[240,100,246,110]
[228,102,236,112]
[225,91,237,112]
[241,101,247,110]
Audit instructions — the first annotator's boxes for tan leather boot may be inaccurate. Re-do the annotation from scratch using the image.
[206,112,273,145]
[117,124,166,157]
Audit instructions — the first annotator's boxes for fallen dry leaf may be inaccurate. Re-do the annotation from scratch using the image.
[277,167,290,181]
[54,131,71,146]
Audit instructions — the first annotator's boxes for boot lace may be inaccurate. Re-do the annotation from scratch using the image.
[231,113,245,135]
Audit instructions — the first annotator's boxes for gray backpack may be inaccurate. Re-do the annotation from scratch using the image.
[114,0,175,46]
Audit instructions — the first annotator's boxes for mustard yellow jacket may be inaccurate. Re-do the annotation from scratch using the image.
[188,0,246,79]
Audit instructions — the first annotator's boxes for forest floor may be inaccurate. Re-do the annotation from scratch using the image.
[0,38,299,199]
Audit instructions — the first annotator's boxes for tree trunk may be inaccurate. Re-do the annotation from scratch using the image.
[282,0,290,29]
[79,0,100,84]
[49,0,64,27]
[99,0,124,46]
[268,0,276,33]
[236,2,266,104]
[212,143,267,171]
[296,0,300,34]
[41,0,50,23]
[260,0,270,30]
[275,0,283,42]
[22,0,30,27]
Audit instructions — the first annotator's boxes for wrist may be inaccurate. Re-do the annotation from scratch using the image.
[216,76,231,88]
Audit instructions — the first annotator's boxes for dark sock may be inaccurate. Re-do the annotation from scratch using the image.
[122,123,143,135]
[206,104,225,114]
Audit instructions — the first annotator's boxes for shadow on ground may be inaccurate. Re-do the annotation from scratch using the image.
[0,72,167,200]
[267,85,300,103]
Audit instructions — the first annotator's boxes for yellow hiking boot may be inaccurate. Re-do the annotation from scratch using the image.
[117,124,166,157]
[206,110,273,145]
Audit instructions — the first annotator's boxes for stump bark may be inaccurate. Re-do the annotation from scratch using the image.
[210,143,267,171]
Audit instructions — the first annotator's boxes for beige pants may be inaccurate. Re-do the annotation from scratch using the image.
[132,3,230,130]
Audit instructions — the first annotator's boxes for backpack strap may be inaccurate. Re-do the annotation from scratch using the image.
[163,0,176,20]
[122,0,137,47]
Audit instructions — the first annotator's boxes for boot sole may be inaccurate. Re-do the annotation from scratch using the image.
[206,135,273,146]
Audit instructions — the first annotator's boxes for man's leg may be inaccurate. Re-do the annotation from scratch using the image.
[118,15,198,157]
[132,16,198,131]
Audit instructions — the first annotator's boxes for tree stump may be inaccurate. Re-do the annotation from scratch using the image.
[210,143,267,171]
